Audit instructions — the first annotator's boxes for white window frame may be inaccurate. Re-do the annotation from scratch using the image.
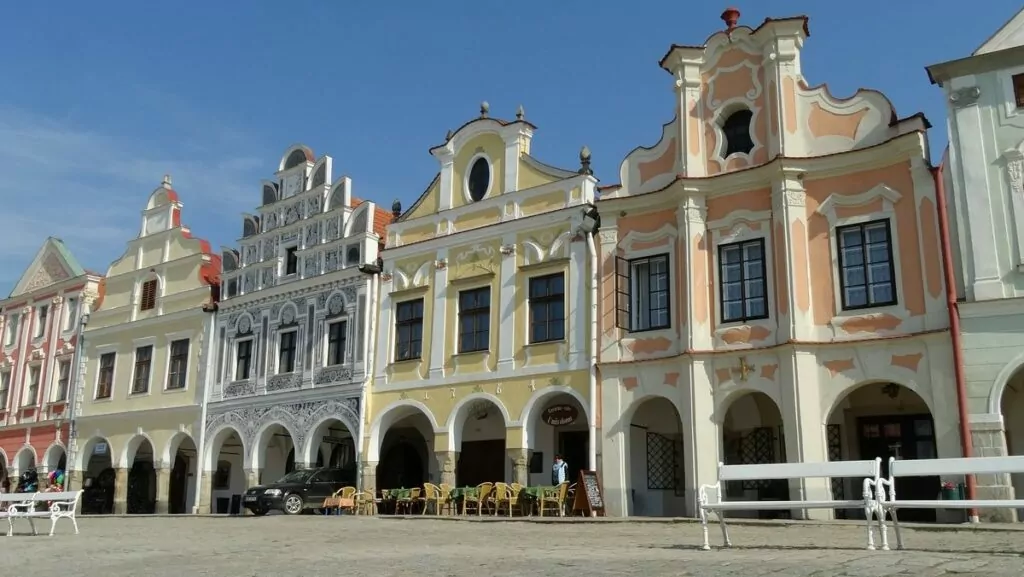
[277,328,299,374]
[706,210,775,330]
[0,370,10,410]
[93,346,118,401]
[130,337,157,396]
[233,337,255,381]
[23,364,41,407]
[53,357,72,403]
[3,313,17,347]
[63,296,78,333]
[324,319,349,367]
[163,331,192,391]
[34,305,48,339]
[393,297,425,363]
[462,151,494,204]
[999,64,1024,118]
[455,284,492,354]
[816,185,905,322]
[281,243,300,277]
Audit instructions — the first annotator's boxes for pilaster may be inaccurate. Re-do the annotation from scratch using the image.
[361,461,378,496]
[682,358,718,517]
[496,234,517,372]
[969,421,1017,522]
[779,350,830,519]
[155,466,171,514]
[69,470,85,513]
[679,194,711,350]
[674,61,705,177]
[567,235,588,365]
[772,170,813,341]
[427,251,448,380]
[113,467,129,514]
[596,225,620,362]
[435,451,459,487]
[245,467,262,489]
[374,274,395,386]
[196,471,212,514]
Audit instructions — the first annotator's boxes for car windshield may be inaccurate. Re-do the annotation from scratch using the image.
[275,470,314,484]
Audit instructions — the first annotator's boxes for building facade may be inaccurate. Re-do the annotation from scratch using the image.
[72,177,220,515]
[926,7,1024,521]
[201,146,388,514]
[363,104,600,495]
[597,10,958,519]
[0,238,101,489]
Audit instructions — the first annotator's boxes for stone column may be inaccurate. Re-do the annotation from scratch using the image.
[971,421,1017,522]
[155,467,171,514]
[196,471,212,514]
[113,468,129,514]
[508,449,530,486]
[245,468,262,489]
[435,451,459,487]
[360,461,377,496]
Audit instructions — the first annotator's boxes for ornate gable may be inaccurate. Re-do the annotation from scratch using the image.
[9,237,86,297]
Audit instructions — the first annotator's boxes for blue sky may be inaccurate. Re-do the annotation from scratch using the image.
[0,1,1018,295]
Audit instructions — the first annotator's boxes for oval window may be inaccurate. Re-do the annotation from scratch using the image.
[467,158,490,202]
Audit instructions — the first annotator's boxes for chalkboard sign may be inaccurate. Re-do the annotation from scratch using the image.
[571,470,605,516]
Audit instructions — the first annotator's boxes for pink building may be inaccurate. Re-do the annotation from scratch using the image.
[0,238,102,487]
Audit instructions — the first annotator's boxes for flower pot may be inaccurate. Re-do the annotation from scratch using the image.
[940,487,959,500]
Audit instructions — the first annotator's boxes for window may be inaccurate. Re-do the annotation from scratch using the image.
[132,345,153,394]
[24,366,40,406]
[625,255,670,331]
[327,321,347,366]
[167,339,190,390]
[467,157,490,202]
[722,109,754,157]
[140,279,158,311]
[55,360,70,402]
[346,246,360,266]
[0,371,8,409]
[1014,73,1024,109]
[458,287,491,353]
[97,352,115,399]
[394,299,424,362]
[35,306,48,338]
[3,313,17,346]
[836,219,897,310]
[285,247,299,275]
[64,297,77,331]
[719,239,768,323]
[235,339,253,380]
[529,273,565,343]
[278,330,297,373]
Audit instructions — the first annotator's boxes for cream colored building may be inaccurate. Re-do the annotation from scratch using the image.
[71,176,220,515]
[364,103,600,493]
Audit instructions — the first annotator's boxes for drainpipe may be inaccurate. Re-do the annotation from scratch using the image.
[585,232,599,472]
[192,304,217,513]
[932,161,978,521]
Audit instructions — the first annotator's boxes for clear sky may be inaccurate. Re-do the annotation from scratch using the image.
[0,1,1018,295]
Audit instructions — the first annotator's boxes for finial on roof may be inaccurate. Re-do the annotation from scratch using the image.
[578,146,593,176]
[162,174,172,188]
[445,129,454,140]
[516,105,525,120]
[480,101,490,118]
[721,7,740,31]
[391,199,402,218]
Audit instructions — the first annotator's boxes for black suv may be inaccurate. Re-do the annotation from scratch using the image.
[243,467,355,515]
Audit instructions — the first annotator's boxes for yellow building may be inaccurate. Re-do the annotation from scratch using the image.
[71,176,220,514]
[363,103,600,492]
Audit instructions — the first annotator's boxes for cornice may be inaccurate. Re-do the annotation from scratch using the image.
[219,271,367,313]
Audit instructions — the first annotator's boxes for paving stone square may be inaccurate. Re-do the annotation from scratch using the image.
[3,516,1023,576]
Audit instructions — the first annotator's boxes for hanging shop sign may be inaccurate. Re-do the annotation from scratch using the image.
[542,404,578,426]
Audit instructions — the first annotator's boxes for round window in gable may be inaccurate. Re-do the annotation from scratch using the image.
[467,157,490,202]
[721,109,755,158]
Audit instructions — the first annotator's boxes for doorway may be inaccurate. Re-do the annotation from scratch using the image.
[457,439,505,486]
[857,414,937,522]
[558,431,589,486]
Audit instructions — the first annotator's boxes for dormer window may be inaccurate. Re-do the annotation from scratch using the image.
[722,109,754,157]
[467,157,490,202]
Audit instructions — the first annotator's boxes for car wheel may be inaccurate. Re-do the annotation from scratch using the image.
[283,494,304,515]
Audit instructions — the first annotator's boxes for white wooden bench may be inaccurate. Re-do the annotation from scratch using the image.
[2,491,82,536]
[698,459,882,551]
[878,456,1024,550]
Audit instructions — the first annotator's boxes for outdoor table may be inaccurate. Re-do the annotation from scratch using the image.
[382,488,413,500]
[519,486,556,515]
[449,486,479,514]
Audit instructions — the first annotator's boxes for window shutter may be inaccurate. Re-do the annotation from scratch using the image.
[140,280,158,311]
[614,256,631,330]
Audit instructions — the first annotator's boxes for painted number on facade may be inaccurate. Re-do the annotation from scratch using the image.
[542,404,578,426]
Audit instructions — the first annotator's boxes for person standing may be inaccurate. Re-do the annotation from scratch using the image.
[551,454,568,485]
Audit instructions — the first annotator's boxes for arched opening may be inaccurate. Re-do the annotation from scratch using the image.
[82,438,115,515]
[628,396,685,516]
[257,424,296,484]
[525,392,589,487]
[44,444,67,489]
[376,407,434,491]
[167,435,198,514]
[453,398,507,486]
[721,392,787,518]
[1000,366,1024,520]
[0,451,8,493]
[208,428,245,515]
[126,438,156,514]
[827,382,936,522]
[309,418,357,482]
[14,447,37,476]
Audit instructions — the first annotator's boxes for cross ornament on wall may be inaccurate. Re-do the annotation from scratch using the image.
[732,357,755,382]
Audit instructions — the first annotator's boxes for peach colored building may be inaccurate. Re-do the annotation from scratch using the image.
[596,10,958,520]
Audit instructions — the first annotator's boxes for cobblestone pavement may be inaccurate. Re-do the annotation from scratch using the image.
[3,516,1023,576]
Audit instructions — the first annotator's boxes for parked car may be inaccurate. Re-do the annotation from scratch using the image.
[243,467,355,515]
